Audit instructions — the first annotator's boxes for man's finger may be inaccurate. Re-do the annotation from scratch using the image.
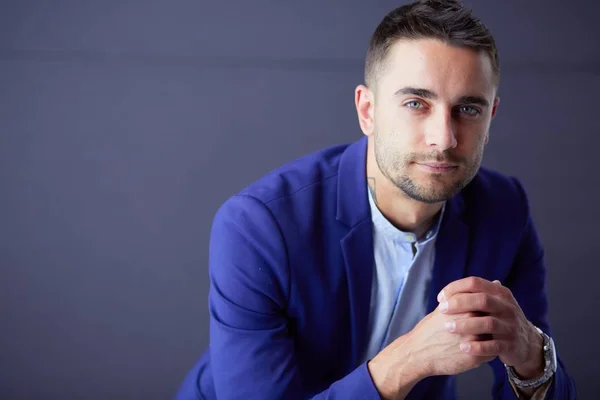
[460,338,511,357]
[438,292,508,315]
[446,316,510,336]
[437,276,508,302]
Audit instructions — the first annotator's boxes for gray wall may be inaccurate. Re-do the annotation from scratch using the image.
[1,1,598,398]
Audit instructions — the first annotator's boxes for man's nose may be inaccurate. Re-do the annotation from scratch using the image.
[424,110,457,151]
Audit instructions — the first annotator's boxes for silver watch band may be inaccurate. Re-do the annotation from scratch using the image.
[504,326,557,390]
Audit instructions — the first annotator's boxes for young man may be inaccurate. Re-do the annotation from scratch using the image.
[176,1,575,398]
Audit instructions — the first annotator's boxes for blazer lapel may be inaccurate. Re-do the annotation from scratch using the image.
[336,137,373,370]
[340,221,373,371]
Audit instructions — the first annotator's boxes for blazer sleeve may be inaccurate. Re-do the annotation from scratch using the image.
[206,194,381,400]
[488,177,576,399]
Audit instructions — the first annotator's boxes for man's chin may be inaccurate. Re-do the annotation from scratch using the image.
[398,179,464,204]
[411,193,453,204]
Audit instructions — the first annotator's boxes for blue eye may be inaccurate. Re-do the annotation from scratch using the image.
[405,101,422,109]
[459,106,481,116]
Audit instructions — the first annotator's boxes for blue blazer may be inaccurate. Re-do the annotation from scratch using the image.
[176,137,575,399]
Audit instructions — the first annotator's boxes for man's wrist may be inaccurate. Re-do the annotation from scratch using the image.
[505,324,557,394]
[367,333,426,399]
[512,325,545,379]
[367,355,425,400]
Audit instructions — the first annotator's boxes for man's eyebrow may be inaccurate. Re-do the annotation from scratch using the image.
[393,87,437,99]
[457,96,489,107]
[394,87,490,107]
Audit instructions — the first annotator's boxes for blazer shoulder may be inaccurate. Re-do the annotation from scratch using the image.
[235,141,352,205]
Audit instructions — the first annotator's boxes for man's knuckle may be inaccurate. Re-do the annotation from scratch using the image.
[467,277,478,289]
[477,293,489,309]
[485,317,495,332]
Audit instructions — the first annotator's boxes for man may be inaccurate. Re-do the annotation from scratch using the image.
[176,0,576,398]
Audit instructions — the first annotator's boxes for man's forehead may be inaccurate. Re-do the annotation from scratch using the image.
[378,38,496,96]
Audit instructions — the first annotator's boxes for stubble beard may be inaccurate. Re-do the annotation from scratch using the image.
[373,133,484,204]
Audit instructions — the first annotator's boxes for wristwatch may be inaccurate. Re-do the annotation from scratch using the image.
[504,326,557,390]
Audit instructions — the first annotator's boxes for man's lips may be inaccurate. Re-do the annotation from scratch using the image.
[415,162,459,172]
[417,162,457,168]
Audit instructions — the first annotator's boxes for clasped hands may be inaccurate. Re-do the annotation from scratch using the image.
[434,277,544,378]
[367,277,547,400]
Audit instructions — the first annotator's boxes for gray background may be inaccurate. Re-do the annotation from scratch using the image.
[1,0,598,398]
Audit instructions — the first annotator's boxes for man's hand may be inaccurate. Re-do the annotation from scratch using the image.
[367,307,495,399]
[437,277,544,379]
[367,276,545,399]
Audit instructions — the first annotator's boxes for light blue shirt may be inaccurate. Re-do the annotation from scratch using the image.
[361,188,446,363]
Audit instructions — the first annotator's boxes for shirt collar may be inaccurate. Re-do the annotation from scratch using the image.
[367,185,446,244]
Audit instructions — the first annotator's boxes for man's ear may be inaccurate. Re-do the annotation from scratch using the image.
[355,84,375,136]
[485,97,500,145]
[491,96,500,119]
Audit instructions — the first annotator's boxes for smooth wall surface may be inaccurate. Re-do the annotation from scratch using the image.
[1,1,598,398]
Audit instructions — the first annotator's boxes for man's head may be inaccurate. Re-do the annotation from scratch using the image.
[356,0,500,204]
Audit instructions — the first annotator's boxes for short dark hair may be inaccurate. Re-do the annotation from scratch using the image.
[365,0,500,88]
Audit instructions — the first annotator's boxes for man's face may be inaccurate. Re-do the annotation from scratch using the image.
[370,38,499,204]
